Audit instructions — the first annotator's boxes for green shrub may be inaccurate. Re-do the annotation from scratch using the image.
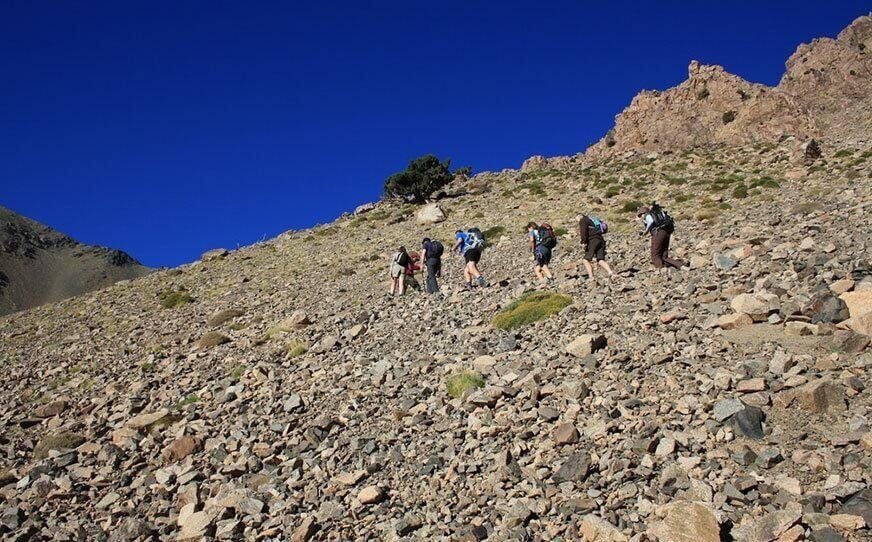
[229,364,247,381]
[697,88,710,100]
[492,292,572,330]
[287,341,308,357]
[621,199,643,213]
[834,149,854,158]
[722,110,737,124]
[446,372,485,398]
[174,394,199,409]
[605,186,620,198]
[384,155,465,203]
[519,181,546,196]
[158,288,194,309]
[553,226,568,237]
[482,226,505,242]
[732,184,748,198]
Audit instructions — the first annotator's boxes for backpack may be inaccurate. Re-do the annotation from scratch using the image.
[537,223,557,249]
[393,251,410,267]
[588,216,609,234]
[427,240,444,258]
[467,227,485,249]
[650,205,675,233]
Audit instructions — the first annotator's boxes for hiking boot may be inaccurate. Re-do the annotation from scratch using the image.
[466,282,474,290]
[476,276,486,287]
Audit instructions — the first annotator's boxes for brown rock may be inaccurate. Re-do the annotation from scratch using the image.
[207,309,244,327]
[552,423,580,445]
[578,515,628,542]
[796,379,846,414]
[33,431,86,460]
[201,248,229,261]
[161,436,202,463]
[737,378,766,393]
[34,400,68,418]
[648,501,720,542]
[829,513,865,531]
[718,313,753,330]
[565,334,608,357]
[357,485,386,505]
[196,331,230,349]
[291,516,319,542]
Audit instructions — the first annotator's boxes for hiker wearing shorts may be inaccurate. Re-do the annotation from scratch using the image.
[526,221,554,283]
[579,214,615,279]
[421,237,444,294]
[454,229,485,289]
[638,204,686,269]
[389,246,409,296]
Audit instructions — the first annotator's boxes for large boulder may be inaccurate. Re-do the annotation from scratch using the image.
[415,203,447,225]
[802,292,849,323]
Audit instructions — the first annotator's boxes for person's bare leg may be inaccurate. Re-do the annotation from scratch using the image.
[542,265,553,280]
[582,259,594,279]
[469,262,481,280]
[598,260,615,276]
[390,276,397,296]
[464,266,473,285]
[398,274,405,296]
[534,266,544,281]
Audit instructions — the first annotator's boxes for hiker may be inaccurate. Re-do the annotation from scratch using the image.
[421,237,444,294]
[389,246,410,296]
[638,203,686,269]
[526,221,555,283]
[403,251,422,291]
[454,228,486,289]
[579,214,615,279]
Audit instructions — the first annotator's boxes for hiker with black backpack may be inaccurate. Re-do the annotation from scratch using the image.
[421,237,444,294]
[638,203,686,270]
[454,228,486,289]
[526,221,555,283]
[389,246,410,296]
[579,214,615,280]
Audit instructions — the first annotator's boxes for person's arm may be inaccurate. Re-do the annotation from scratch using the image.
[528,233,536,253]
[580,217,589,246]
[454,239,463,253]
[643,214,654,235]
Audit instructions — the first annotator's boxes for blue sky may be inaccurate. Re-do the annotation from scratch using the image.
[1,1,866,267]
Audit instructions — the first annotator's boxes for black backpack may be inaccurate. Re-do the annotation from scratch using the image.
[467,227,485,248]
[650,205,675,233]
[427,240,444,258]
[537,224,557,249]
[394,251,410,267]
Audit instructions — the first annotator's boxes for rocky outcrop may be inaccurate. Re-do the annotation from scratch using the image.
[587,14,872,158]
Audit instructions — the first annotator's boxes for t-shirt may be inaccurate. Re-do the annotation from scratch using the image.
[528,229,541,245]
[422,240,441,261]
[455,232,471,254]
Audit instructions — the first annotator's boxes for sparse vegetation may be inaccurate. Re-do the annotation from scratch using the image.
[722,110,736,124]
[446,372,485,399]
[731,184,748,198]
[621,199,643,213]
[605,186,621,198]
[492,292,572,330]
[518,180,546,196]
[229,364,247,381]
[482,226,506,241]
[287,341,308,357]
[697,87,710,100]
[384,155,468,203]
[158,288,194,309]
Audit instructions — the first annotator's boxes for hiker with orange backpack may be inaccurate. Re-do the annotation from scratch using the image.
[579,214,615,280]
[526,221,556,283]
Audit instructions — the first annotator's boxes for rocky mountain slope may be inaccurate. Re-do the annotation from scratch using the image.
[586,14,872,158]
[0,205,151,316]
[0,139,870,541]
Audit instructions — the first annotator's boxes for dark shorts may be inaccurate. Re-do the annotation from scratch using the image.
[534,245,552,266]
[464,247,481,263]
[585,237,606,261]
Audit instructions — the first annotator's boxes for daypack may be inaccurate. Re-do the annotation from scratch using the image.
[393,251,410,267]
[427,240,444,258]
[467,227,485,249]
[537,223,557,249]
[649,205,675,233]
[588,216,609,235]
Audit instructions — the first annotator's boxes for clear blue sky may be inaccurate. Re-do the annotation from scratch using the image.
[1,2,866,267]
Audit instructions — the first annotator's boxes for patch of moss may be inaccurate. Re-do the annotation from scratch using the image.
[287,341,308,357]
[446,372,485,399]
[493,292,572,330]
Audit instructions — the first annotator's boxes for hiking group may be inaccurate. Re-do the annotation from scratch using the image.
[388,202,685,296]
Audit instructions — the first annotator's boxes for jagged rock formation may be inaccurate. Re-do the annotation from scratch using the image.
[0,205,151,315]
[587,14,872,158]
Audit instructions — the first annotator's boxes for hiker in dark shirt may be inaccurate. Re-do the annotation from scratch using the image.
[637,204,686,269]
[421,237,444,294]
[579,214,615,280]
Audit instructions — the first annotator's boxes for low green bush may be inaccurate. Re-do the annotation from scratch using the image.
[158,288,193,309]
[493,292,572,330]
[446,372,485,398]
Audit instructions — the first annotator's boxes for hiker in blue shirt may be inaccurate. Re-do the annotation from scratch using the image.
[454,229,486,289]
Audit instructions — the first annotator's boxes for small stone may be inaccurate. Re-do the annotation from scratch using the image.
[34,400,68,418]
[162,436,202,463]
[756,446,783,468]
[732,406,765,440]
[718,313,753,329]
[648,501,720,542]
[737,378,766,392]
[796,379,846,414]
[291,516,319,542]
[201,248,229,261]
[553,452,592,484]
[565,334,608,357]
[357,485,385,505]
[828,513,865,531]
[553,423,580,445]
[578,515,628,542]
[714,399,744,422]
[655,437,676,458]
